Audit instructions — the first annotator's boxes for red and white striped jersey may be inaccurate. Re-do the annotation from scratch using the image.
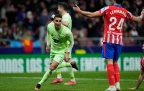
[98,5,134,45]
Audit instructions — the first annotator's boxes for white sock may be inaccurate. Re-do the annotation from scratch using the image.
[57,74,62,79]
[71,78,76,82]
[110,86,116,88]
[115,82,120,89]
[115,82,120,86]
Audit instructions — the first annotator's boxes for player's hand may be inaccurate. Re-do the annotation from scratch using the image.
[128,87,136,90]
[65,52,70,62]
[46,46,50,53]
[73,4,81,12]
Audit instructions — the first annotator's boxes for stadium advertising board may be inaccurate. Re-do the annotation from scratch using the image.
[0,53,143,73]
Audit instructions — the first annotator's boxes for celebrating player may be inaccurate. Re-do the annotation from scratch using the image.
[50,2,77,85]
[128,43,144,90]
[73,0,144,90]
[34,14,78,90]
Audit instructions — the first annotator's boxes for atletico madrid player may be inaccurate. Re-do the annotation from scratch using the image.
[129,44,144,90]
[73,0,144,90]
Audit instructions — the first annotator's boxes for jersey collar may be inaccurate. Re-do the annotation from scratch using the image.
[58,25,63,32]
[113,4,122,8]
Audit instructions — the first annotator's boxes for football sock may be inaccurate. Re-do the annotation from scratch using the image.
[38,69,52,85]
[56,69,62,78]
[68,66,76,81]
[56,62,71,79]
[107,64,115,86]
[56,61,75,81]
[113,64,120,82]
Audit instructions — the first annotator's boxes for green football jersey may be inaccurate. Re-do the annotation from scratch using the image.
[47,22,74,54]
[62,13,72,30]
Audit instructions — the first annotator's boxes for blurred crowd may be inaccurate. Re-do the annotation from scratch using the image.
[0,0,144,47]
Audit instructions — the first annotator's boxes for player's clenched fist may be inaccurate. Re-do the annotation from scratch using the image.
[46,46,50,53]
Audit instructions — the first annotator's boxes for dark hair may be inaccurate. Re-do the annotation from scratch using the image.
[115,0,124,4]
[54,14,62,19]
[58,2,68,11]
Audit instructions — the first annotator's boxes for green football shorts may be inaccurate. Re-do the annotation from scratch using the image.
[50,53,65,63]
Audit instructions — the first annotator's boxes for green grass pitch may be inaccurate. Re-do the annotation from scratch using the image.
[0,71,144,91]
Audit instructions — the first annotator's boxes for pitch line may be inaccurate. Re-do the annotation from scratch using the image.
[0,77,139,82]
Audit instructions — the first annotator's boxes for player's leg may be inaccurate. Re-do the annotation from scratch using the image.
[113,61,120,91]
[64,52,76,85]
[35,61,59,90]
[49,54,64,84]
[56,61,78,70]
[102,43,116,91]
[51,53,78,84]
[35,54,62,90]
[55,67,62,80]
[50,61,71,84]
[55,55,63,83]
[135,70,144,89]
[113,44,122,91]
[105,59,116,91]
[51,61,78,84]
[129,57,144,90]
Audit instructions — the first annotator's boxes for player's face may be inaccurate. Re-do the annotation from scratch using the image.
[57,5,63,14]
[54,17,62,30]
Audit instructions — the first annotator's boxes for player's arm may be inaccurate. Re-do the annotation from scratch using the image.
[64,31,74,61]
[129,9,144,22]
[46,26,51,52]
[66,31,74,53]
[73,4,102,18]
[132,16,143,22]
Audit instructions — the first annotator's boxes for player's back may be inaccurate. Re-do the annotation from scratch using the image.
[100,5,133,44]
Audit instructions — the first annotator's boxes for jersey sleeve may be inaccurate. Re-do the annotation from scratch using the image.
[66,31,74,52]
[126,11,134,20]
[46,24,51,46]
[98,6,109,15]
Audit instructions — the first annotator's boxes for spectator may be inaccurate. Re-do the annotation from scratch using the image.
[0,19,5,38]
[23,28,33,40]
[6,4,17,27]
[0,0,143,48]
[13,27,23,40]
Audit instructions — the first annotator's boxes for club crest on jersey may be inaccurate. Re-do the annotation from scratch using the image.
[53,39,59,43]
[100,6,109,13]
